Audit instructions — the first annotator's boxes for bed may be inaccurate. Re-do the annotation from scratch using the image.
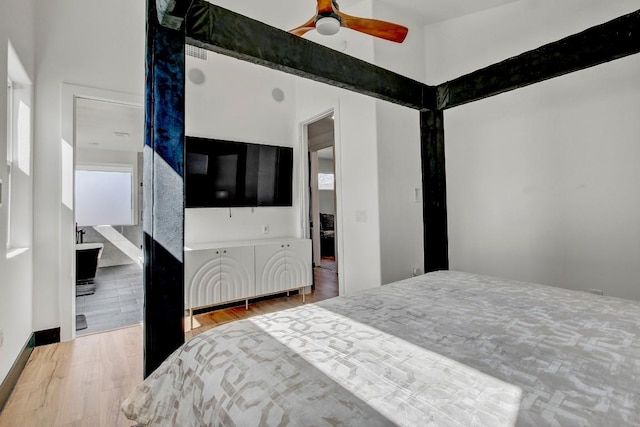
[122,271,640,426]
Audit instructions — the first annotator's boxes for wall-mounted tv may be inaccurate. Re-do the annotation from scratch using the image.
[185,136,294,208]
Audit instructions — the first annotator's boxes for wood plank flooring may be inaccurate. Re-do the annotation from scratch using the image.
[0,266,338,426]
[186,264,339,339]
[0,326,142,427]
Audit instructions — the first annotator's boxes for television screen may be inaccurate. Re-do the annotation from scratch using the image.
[185,137,293,208]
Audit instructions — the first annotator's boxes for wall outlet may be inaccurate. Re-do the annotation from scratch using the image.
[262,224,270,234]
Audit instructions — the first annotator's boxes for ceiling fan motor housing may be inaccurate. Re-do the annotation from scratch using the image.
[315,11,341,36]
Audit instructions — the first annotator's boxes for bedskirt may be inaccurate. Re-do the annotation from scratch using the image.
[122,271,640,426]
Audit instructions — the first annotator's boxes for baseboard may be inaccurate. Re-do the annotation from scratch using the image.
[0,334,35,412]
[34,327,60,347]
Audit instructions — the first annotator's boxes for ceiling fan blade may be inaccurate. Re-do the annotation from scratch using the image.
[289,15,316,36]
[317,0,334,15]
[338,12,408,43]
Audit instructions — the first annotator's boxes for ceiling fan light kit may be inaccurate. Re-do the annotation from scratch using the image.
[316,16,341,36]
[289,0,408,43]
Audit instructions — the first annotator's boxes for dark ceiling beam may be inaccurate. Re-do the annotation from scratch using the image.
[155,0,194,29]
[185,0,436,111]
[437,9,640,110]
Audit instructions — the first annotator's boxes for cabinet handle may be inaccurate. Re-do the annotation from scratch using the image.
[287,244,290,247]
[216,251,220,254]
[223,250,227,254]
[281,245,284,248]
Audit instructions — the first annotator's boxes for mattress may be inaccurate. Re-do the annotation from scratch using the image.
[122,271,640,426]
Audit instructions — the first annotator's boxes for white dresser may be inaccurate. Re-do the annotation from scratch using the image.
[185,238,312,323]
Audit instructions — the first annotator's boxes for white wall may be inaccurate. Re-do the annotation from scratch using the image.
[33,0,145,338]
[184,54,299,244]
[425,0,640,84]
[295,80,381,295]
[318,158,335,216]
[318,192,335,216]
[185,0,393,296]
[0,0,35,386]
[294,0,432,291]
[373,3,426,284]
[427,0,640,299]
[293,1,381,296]
[375,101,424,284]
[76,148,140,171]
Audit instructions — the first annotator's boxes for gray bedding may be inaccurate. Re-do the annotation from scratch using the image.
[122,271,640,426]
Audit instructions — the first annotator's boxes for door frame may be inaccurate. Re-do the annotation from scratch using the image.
[298,105,344,296]
[60,84,143,341]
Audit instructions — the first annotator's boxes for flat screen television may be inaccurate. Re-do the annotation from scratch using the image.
[185,136,294,208]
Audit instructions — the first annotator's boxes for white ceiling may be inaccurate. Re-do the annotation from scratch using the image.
[78,0,521,152]
[209,0,521,30]
[76,98,144,153]
[384,0,521,24]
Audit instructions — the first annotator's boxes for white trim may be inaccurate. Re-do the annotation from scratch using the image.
[6,78,13,248]
[76,163,133,173]
[298,103,345,296]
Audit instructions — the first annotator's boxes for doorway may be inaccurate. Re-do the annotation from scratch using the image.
[306,114,338,298]
[73,97,144,335]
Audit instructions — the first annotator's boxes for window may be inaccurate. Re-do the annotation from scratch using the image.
[6,41,33,254]
[75,166,134,226]
[318,173,335,190]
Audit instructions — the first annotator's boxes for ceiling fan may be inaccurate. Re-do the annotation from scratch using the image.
[289,0,408,44]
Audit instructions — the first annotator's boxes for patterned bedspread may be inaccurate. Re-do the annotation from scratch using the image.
[122,271,640,426]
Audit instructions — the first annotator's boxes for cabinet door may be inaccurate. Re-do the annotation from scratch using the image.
[185,248,221,309]
[218,246,255,302]
[285,240,312,287]
[255,243,287,295]
[255,240,312,295]
[185,246,254,309]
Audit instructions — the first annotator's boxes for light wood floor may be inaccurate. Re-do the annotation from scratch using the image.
[0,267,338,426]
